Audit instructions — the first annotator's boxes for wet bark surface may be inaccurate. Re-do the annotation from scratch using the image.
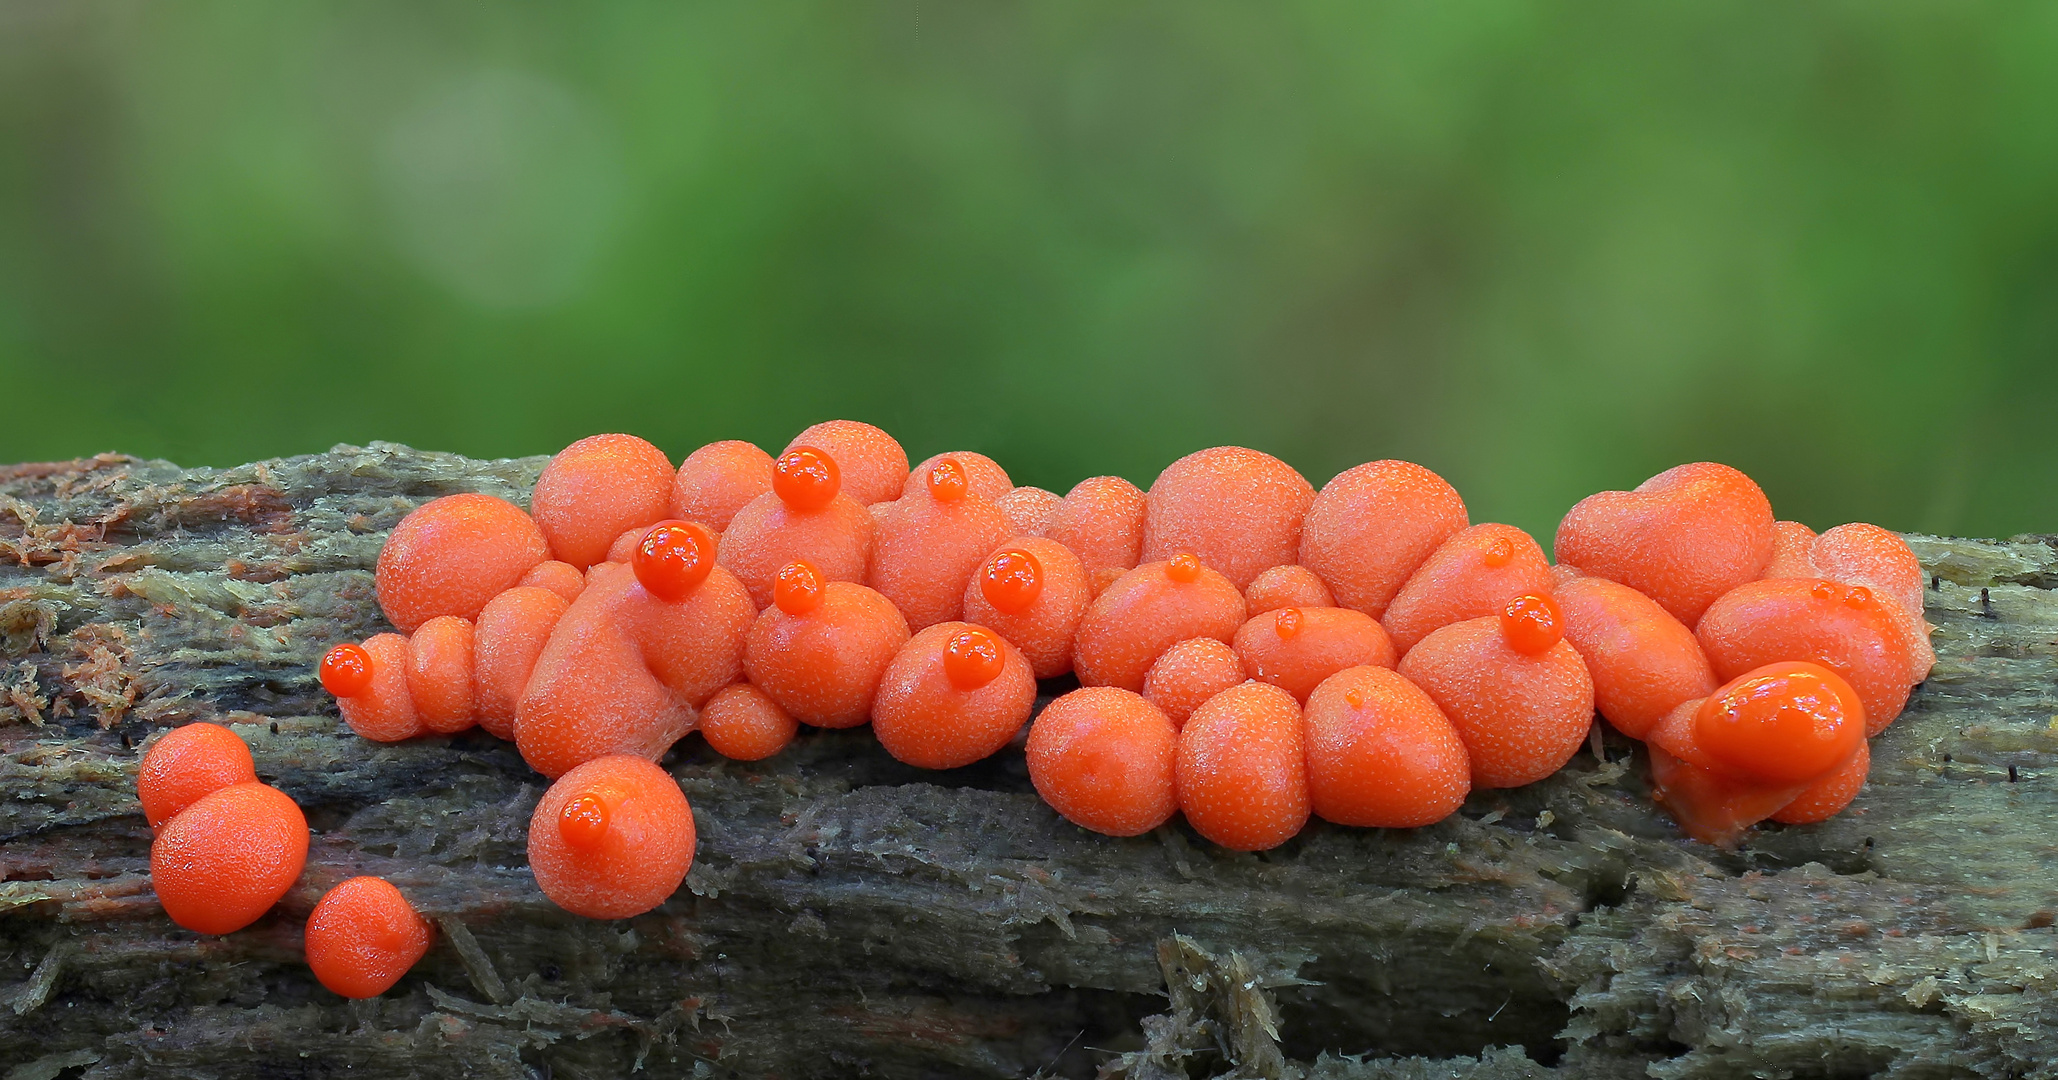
[1,444,2053,1079]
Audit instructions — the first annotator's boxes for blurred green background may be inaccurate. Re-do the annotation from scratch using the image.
[3,2,2054,542]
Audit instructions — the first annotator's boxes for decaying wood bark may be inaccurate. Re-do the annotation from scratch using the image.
[1,444,2054,1079]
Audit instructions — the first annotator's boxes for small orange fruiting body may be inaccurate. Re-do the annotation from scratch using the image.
[528,755,696,920]
[744,578,911,728]
[1176,681,1309,851]
[1245,565,1335,616]
[1026,687,1179,837]
[473,586,571,740]
[1697,577,1917,736]
[531,434,675,570]
[304,876,433,999]
[1381,523,1555,656]
[718,451,874,609]
[671,440,776,532]
[1763,520,1819,579]
[407,616,477,734]
[996,486,1062,537]
[873,624,1037,769]
[334,633,424,743]
[519,560,587,604]
[1298,460,1469,619]
[1553,462,1776,626]
[319,644,373,698]
[1142,638,1247,730]
[1143,447,1316,591]
[906,451,1012,502]
[1397,615,1594,789]
[1044,476,1148,593]
[633,520,718,601]
[137,722,256,832]
[1693,661,1865,784]
[1552,576,1716,739]
[1304,665,1470,828]
[1073,557,1248,691]
[869,475,1014,630]
[1231,606,1396,703]
[788,420,910,506]
[699,683,799,761]
[962,539,1092,679]
[375,493,549,633]
[150,781,309,934]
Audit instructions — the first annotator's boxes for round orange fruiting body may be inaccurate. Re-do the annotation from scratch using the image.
[1245,565,1335,616]
[962,539,1092,679]
[717,450,874,610]
[1231,606,1396,703]
[1044,476,1148,593]
[1176,681,1310,852]
[787,420,909,507]
[633,520,718,601]
[699,683,799,761]
[473,586,571,740]
[334,633,423,743]
[1696,577,1918,736]
[320,644,373,698]
[1297,460,1469,620]
[872,623,1037,769]
[1693,661,1865,785]
[304,876,434,999]
[150,781,309,935]
[1304,665,1471,828]
[137,722,256,832]
[519,560,587,604]
[1553,461,1775,626]
[906,452,1012,502]
[670,440,775,532]
[868,475,1014,631]
[1552,576,1716,740]
[1142,638,1247,730]
[375,493,549,633]
[1073,557,1248,691]
[407,616,478,734]
[1143,447,1316,591]
[531,434,675,570]
[528,755,696,920]
[743,578,911,728]
[1026,687,1179,837]
[1396,615,1595,790]
[1381,523,1555,656]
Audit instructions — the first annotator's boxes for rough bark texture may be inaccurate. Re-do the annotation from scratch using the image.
[0,444,2053,1080]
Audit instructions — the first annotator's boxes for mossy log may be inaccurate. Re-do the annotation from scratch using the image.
[2,445,2055,1080]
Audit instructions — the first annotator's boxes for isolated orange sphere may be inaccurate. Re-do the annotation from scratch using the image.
[304,876,433,999]
[528,755,696,920]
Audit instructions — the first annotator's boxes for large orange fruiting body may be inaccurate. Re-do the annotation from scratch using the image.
[960,539,1091,679]
[1025,687,1179,837]
[1396,615,1594,789]
[530,434,675,569]
[1764,521,1819,579]
[1073,556,1248,691]
[334,634,424,743]
[718,449,875,609]
[1697,578,1916,736]
[1142,447,1315,590]
[1297,460,1468,620]
[1772,522,1934,684]
[527,755,696,920]
[699,683,799,761]
[872,624,1037,769]
[407,616,477,734]
[1244,565,1334,616]
[906,451,1012,502]
[375,493,549,633]
[473,586,571,740]
[1044,476,1147,593]
[1175,681,1309,851]
[1141,638,1246,730]
[1380,523,1555,656]
[304,876,433,999]
[1553,576,1716,739]
[788,420,909,506]
[519,560,587,604]
[869,460,1015,630]
[1232,607,1396,704]
[1304,665,1471,828]
[671,440,775,532]
[996,486,1062,537]
[150,781,308,934]
[137,722,256,832]
[743,575,910,728]
[1553,462,1775,626]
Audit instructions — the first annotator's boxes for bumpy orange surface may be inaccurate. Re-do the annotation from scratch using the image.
[1553,577,1716,739]
[1244,565,1334,616]
[304,876,433,999]
[1396,616,1594,789]
[1142,447,1316,590]
[961,539,1092,679]
[872,623,1037,769]
[787,420,910,506]
[671,440,775,531]
[996,486,1062,537]
[528,755,696,920]
[699,683,799,761]
[473,586,570,740]
[137,722,256,832]
[1044,476,1147,593]
[150,781,308,934]
[1553,462,1775,626]
[1298,460,1469,620]
[1232,606,1396,703]
[1141,638,1247,730]
[1304,665,1471,828]
[1176,681,1309,851]
[334,633,423,743]
[407,615,477,734]
[519,560,587,604]
[743,578,911,728]
[1697,578,1916,736]
[1073,557,1248,691]
[1381,523,1555,656]
[375,493,549,633]
[1767,522,1934,684]
[870,463,1015,630]
[531,434,675,569]
[1026,687,1179,837]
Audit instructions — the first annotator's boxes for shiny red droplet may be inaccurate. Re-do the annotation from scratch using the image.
[633,520,716,601]
[1166,552,1203,584]
[1500,593,1564,655]
[927,459,968,502]
[774,561,825,616]
[1274,608,1304,641]
[320,644,374,698]
[1811,581,1838,601]
[1344,687,1366,708]
[559,793,610,849]
[773,447,841,511]
[980,549,1043,614]
[1482,537,1515,569]
[943,628,1005,690]
[1694,661,1864,784]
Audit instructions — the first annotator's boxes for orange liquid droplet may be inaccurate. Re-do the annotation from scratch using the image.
[980,548,1043,614]
[1274,607,1304,640]
[1482,537,1514,568]
[1694,661,1863,784]
[943,628,1005,690]
[1843,585,1873,609]
[1344,686,1366,708]
[1166,552,1203,584]
[559,793,610,849]
[926,458,968,502]
[320,643,374,698]
[774,561,825,616]
[1811,581,1838,601]
[773,446,841,511]
[1499,593,1564,655]
[633,520,716,601]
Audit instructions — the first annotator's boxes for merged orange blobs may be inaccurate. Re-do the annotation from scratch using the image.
[873,624,1037,769]
[1553,576,1715,740]
[1176,681,1309,852]
[151,781,309,935]
[137,722,256,832]
[1304,666,1471,828]
[700,683,799,761]
[906,451,1012,502]
[473,586,571,740]
[1298,460,1468,620]
[407,616,477,734]
[304,876,433,999]
[1765,522,1934,685]
[1143,447,1315,591]
[527,755,696,920]
[1231,606,1396,703]
[332,634,423,743]
[531,434,675,570]
[1026,687,1179,837]
[996,486,1062,537]
[961,539,1091,679]
[1245,565,1334,616]
[1554,462,1775,626]
[1073,556,1248,692]
[869,461,1015,630]
[719,448,874,609]
[1380,523,1555,656]
[375,493,549,633]
[1142,637,1246,730]
[671,440,775,532]
[788,420,909,506]
[1697,578,1917,736]
[1396,615,1594,790]
[1044,476,1148,594]
[743,571,910,728]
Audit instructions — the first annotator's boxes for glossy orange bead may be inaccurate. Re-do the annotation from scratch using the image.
[527,755,696,920]
[319,644,373,698]
[1142,637,1246,730]
[1644,698,1818,847]
[407,616,477,734]
[980,548,1044,614]
[942,627,1006,690]
[531,434,675,570]
[473,586,571,740]
[1176,682,1309,851]
[961,537,1092,679]
[150,781,308,935]
[1026,687,1179,837]
[335,634,423,743]
[1693,661,1864,785]
[304,876,433,999]
[1500,593,1563,656]
[375,493,550,632]
[773,446,841,511]
[633,520,718,601]
[775,560,825,616]
[926,458,969,502]
[1165,551,1204,584]
[873,622,1036,769]
[560,794,611,849]
[699,682,799,761]
[1304,666,1471,828]
[137,722,256,832]
[670,440,776,532]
